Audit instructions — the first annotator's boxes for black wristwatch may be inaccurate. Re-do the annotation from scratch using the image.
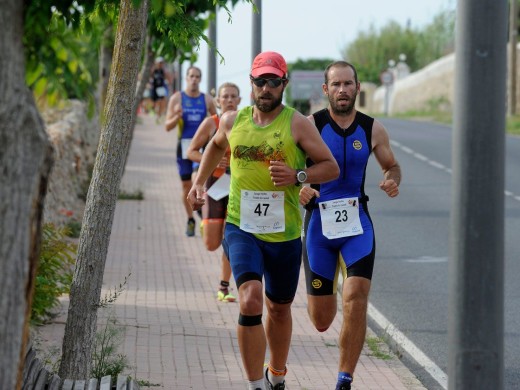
[296,169,307,186]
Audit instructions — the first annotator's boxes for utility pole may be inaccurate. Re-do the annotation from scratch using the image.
[251,0,261,104]
[207,8,217,97]
[449,0,507,389]
[251,0,262,59]
[509,0,517,115]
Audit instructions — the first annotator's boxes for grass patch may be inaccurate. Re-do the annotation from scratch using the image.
[136,379,161,387]
[118,189,144,200]
[365,336,393,360]
[506,115,520,136]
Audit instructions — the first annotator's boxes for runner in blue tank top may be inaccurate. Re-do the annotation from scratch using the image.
[165,66,217,236]
[299,61,401,390]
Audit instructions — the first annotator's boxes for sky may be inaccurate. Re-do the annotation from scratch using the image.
[182,0,456,109]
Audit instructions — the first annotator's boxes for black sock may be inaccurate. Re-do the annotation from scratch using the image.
[220,280,229,291]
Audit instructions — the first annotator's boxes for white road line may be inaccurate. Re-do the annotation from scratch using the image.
[391,141,519,202]
[368,303,448,390]
[338,277,448,388]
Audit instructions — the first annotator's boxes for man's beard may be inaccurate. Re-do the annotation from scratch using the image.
[330,94,356,115]
[254,93,283,113]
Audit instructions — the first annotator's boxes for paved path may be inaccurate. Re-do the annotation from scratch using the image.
[36,114,426,389]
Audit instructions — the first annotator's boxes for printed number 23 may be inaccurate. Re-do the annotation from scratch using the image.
[335,210,348,222]
[254,203,270,216]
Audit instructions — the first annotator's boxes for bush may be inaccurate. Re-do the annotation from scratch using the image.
[91,316,130,379]
[65,219,82,238]
[32,224,76,325]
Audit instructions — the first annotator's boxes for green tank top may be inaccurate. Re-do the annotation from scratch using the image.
[226,106,306,242]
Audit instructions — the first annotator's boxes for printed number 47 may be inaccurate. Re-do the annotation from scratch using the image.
[254,203,270,216]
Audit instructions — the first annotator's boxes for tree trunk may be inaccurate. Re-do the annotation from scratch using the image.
[98,25,114,112]
[0,1,53,389]
[58,0,149,380]
[133,30,155,119]
[124,30,154,169]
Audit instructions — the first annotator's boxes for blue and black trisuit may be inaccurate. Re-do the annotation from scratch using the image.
[303,108,376,296]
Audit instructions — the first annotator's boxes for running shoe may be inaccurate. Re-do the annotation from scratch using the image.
[217,289,236,302]
[265,367,285,390]
[186,219,195,237]
[335,383,351,390]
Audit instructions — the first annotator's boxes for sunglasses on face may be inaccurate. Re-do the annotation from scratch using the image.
[250,76,287,88]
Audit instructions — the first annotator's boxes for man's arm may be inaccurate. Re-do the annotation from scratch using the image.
[164,92,182,132]
[292,112,339,184]
[372,120,400,198]
[206,94,217,116]
[270,112,338,187]
[186,117,213,163]
[187,111,235,210]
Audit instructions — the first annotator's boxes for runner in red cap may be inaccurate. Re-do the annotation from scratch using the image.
[187,51,340,390]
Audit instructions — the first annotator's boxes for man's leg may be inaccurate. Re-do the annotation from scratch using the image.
[338,276,371,375]
[181,179,193,219]
[237,280,266,381]
[181,178,196,236]
[306,294,337,332]
[217,252,235,302]
[265,299,292,371]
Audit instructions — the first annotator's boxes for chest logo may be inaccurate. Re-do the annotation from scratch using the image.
[353,140,362,150]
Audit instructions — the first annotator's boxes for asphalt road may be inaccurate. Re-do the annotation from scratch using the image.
[363,118,520,389]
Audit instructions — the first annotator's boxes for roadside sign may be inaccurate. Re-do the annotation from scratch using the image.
[290,70,324,100]
[380,70,394,86]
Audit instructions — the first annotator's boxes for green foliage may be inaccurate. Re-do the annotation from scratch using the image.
[65,219,82,238]
[32,224,76,325]
[22,0,253,109]
[507,115,520,136]
[91,316,130,379]
[289,58,335,73]
[149,0,249,66]
[24,2,102,109]
[343,9,455,84]
[136,379,161,387]
[91,277,133,379]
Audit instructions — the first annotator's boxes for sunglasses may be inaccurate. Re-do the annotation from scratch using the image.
[250,76,287,88]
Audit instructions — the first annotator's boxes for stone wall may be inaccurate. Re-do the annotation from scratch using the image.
[373,53,455,115]
[41,100,100,227]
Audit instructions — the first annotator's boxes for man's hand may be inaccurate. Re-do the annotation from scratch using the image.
[187,185,206,210]
[269,160,298,187]
[379,179,399,198]
[217,154,230,170]
[299,186,320,206]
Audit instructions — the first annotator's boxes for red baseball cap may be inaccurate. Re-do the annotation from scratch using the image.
[250,51,288,78]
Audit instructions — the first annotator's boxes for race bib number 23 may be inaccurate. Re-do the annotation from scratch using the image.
[319,197,363,239]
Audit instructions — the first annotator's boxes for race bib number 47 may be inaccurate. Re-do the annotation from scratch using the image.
[240,190,285,233]
[319,197,363,239]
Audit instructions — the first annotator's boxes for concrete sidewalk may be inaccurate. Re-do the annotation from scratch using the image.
[36,114,426,389]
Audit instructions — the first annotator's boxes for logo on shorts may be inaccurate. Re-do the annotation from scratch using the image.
[353,140,362,150]
[312,279,322,289]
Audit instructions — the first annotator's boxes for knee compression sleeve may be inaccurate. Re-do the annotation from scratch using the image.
[238,314,262,326]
